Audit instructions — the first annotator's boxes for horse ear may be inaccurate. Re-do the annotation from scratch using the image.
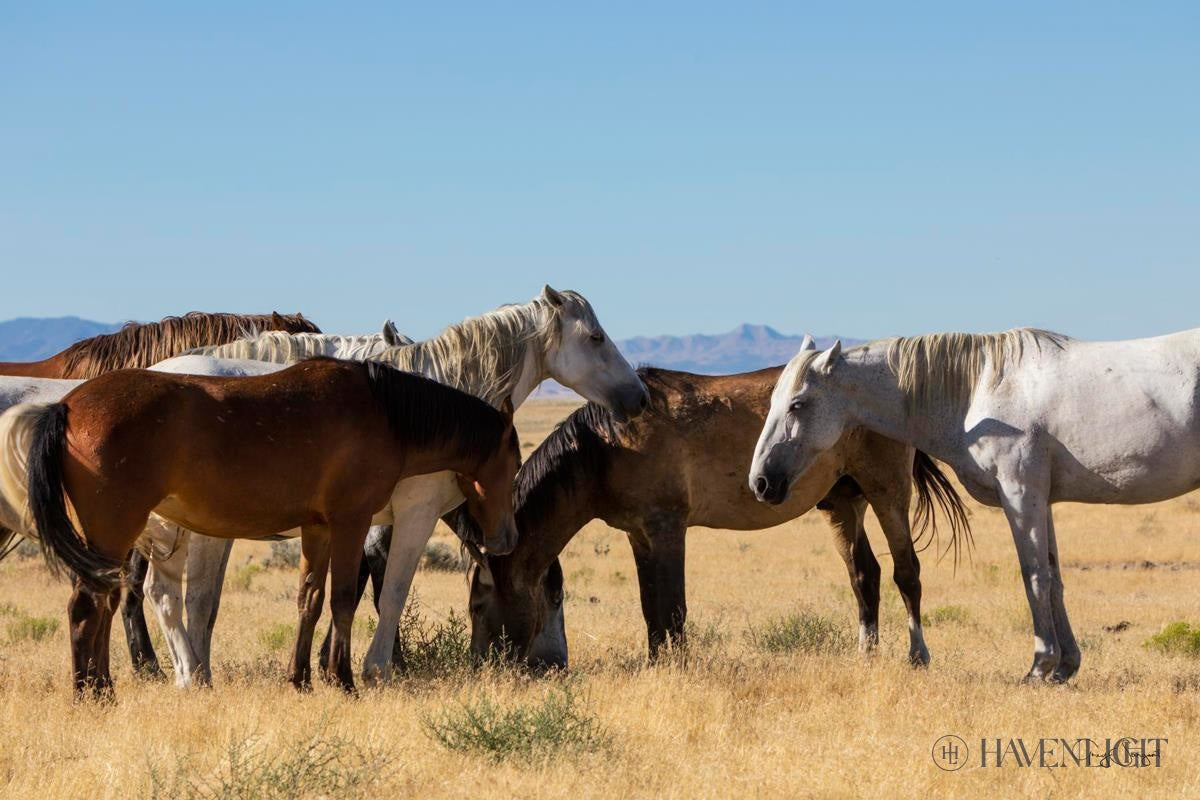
[455,473,483,500]
[270,311,286,329]
[500,395,515,419]
[541,285,566,308]
[812,340,843,375]
[382,319,402,346]
[800,334,816,351]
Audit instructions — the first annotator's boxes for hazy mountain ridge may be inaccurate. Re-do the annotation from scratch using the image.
[0,318,855,395]
[0,317,120,361]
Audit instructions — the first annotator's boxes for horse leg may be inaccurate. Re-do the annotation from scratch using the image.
[998,472,1061,681]
[144,545,204,687]
[184,533,232,683]
[94,586,120,699]
[871,494,930,666]
[68,577,102,697]
[325,515,372,692]
[819,485,881,653]
[318,524,391,671]
[120,549,163,679]
[362,501,443,685]
[1046,513,1081,682]
[288,527,330,690]
[627,515,687,659]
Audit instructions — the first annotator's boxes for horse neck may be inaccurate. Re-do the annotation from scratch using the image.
[510,472,600,584]
[836,347,966,462]
[0,357,62,378]
[380,301,551,409]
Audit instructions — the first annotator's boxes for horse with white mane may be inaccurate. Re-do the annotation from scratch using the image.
[144,286,646,685]
[749,326,1200,682]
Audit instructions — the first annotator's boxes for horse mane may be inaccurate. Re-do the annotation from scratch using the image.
[360,360,512,467]
[374,291,597,407]
[58,312,320,379]
[885,328,1068,414]
[191,331,406,362]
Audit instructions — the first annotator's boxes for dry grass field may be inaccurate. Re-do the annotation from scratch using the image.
[3,398,1200,798]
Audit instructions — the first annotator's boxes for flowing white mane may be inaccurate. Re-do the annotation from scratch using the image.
[372,292,595,407]
[190,330,411,362]
[886,329,1068,414]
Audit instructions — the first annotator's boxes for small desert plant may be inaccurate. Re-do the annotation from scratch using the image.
[258,623,295,651]
[231,562,264,591]
[421,540,465,572]
[747,610,850,655]
[1145,622,1200,657]
[148,720,392,800]
[393,598,471,677]
[921,605,971,627]
[262,541,300,570]
[423,684,609,761]
[8,614,59,642]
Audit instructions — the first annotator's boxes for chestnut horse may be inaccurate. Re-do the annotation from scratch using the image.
[0,309,320,677]
[0,311,319,378]
[0,358,520,697]
[459,362,969,667]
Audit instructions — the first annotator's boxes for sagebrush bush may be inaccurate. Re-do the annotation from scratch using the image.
[1145,622,1200,657]
[423,685,609,761]
[148,721,392,800]
[259,623,295,652]
[232,563,264,591]
[921,604,971,626]
[421,541,465,572]
[747,610,850,655]
[393,599,472,676]
[8,614,59,642]
[262,541,300,570]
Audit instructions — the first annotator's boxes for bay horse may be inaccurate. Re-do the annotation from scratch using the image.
[750,328,1200,682]
[460,355,969,667]
[0,358,521,697]
[0,309,320,677]
[146,287,647,686]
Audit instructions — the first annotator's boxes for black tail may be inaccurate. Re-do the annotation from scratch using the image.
[27,403,123,592]
[911,450,974,569]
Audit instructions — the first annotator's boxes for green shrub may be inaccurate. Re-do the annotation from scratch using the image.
[747,610,850,655]
[232,563,264,591]
[421,541,465,572]
[921,605,971,627]
[394,600,471,676]
[259,623,295,651]
[149,721,391,800]
[8,614,59,642]
[1145,622,1200,657]
[423,685,608,761]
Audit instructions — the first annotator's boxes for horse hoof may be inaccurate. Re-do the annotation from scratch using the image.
[908,650,931,668]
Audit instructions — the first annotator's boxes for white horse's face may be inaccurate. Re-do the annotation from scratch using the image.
[750,340,850,505]
[540,286,648,421]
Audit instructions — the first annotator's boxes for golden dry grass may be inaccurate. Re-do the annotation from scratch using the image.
[3,399,1200,798]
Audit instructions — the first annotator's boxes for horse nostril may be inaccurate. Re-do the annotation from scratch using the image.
[638,391,649,411]
[754,475,770,497]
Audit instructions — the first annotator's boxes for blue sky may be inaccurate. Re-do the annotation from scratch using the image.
[2,3,1197,339]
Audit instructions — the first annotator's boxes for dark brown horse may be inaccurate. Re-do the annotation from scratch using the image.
[0,310,321,677]
[461,365,969,667]
[6,358,520,697]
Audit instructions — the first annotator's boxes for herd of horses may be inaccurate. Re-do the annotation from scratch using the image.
[0,288,1196,697]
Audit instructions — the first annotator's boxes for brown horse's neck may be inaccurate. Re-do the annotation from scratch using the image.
[0,354,66,378]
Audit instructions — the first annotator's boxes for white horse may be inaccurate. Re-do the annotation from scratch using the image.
[749,327,1200,682]
[148,286,647,685]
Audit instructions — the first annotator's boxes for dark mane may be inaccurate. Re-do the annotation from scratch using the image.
[361,360,511,467]
[58,311,320,378]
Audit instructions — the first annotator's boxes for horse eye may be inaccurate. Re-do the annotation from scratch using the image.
[790,399,806,412]
[589,332,605,344]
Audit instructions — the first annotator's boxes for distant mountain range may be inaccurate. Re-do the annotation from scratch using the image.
[0,317,120,361]
[0,317,855,395]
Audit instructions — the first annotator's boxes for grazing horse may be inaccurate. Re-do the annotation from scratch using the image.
[0,358,521,697]
[0,311,319,378]
[152,286,647,685]
[461,360,969,667]
[750,328,1200,682]
[0,310,320,677]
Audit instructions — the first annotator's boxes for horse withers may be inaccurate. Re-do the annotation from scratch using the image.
[0,358,521,698]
